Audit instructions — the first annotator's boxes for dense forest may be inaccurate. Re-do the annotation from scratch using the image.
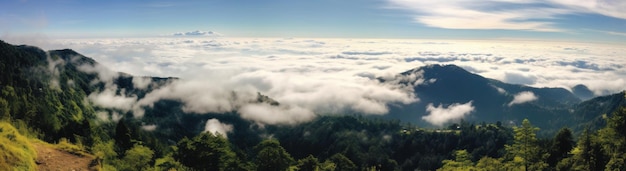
[1,39,626,171]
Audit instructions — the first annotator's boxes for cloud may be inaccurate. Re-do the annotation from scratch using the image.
[96,111,122,123]
[503,72,537,85]
[387,0,626,31]
[173,30,221,36]
[141,124,157,131]
[204,119,233,138]
[387,0,567,31]
[88,88,138,112]
[132,77,152,90]
[604,31,626,37]
[342,51,392,56]
[508,91,538,106]
[422,101,475,126]
[492,85,507,94]
[239,104,315,125]
[46,52,65,90]
[47,37,626,125]
[549,0,626,19]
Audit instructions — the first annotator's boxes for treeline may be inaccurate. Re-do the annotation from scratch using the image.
[92,115,515,171]
[97,106,626,171]
[438,106,626,171]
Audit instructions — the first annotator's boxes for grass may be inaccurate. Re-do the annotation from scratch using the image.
[0,122,37,171]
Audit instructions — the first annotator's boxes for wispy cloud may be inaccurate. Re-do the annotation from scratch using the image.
[422,101,475,126]
[387,0,626,31]
[204,119,233,138]
[508,91,538,106]
[550,0,626,19]
[588,29,626,37]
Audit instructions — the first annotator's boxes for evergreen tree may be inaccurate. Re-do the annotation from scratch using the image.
[505,119,547,171]
[475,157,504,171]
[114,120,133,154]
[174,132,238,171]
[327,153,357,171]
[255,139,295,171]
[297,155,320,171]
[548,128,574,167]
[598,107,626,170]
[438,150,475,171]
[121,144,154,171]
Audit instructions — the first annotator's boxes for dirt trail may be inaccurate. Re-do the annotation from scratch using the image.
[33,142,98,171]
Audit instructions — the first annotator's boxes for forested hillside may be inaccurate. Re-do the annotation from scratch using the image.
[1,40,626,170]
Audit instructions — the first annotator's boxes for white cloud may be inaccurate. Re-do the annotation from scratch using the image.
[45,37,626,124]
[549,0,626,19]
[96,111,123,123]
[132,77,152,90]
[387,0,567,31]
[46,52,65,90]
[492,85,507,94]
[508,91,538,106]
[387,0,626,31]
[173,30,221,36]
[141,124,157,131]
[204,119,234,138]
[239,104,315,125]
[88,88,138,112]
[422,101,475,126]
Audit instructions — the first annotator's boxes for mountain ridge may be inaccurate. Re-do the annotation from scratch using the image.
[1,40,622,136]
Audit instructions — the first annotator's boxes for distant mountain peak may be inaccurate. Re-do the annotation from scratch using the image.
[402,64,466,75]
[572,84,595,101]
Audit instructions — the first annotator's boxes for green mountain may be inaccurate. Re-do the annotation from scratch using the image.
[384,64,583,133]
[1,40,621,139]
[2,40,626,170]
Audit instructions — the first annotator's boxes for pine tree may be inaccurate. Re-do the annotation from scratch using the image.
[505,119,546,171]
[255,139,295,171]
[548,128,574,167]
[174,132,238,171]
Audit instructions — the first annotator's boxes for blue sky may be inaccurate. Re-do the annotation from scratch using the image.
[1,0,625,42]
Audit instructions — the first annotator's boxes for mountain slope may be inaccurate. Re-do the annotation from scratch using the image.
[385,64,580,132]
[570,91,626,132]
[1,40,622,142]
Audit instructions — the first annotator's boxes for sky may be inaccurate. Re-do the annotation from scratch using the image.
[1,0,626,42]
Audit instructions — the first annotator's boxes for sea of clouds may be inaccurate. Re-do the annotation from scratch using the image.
[16,37,626,127]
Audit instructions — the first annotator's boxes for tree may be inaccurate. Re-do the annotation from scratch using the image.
[297,155,319,171]
[255,139,295,171]
[505,119,546,171]
[438,150,475,171]
[114,120,133,154]
[121,144,154,171]
[475,157,504,171]
[597,107,626,170]
[327,153,357,171]
[567,129,606,171]
[174,132,238,171]
[548,128,574,167]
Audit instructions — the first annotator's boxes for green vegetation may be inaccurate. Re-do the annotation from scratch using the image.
[0,122,37,171]
[3,40,626,171]
[436,107,626,171]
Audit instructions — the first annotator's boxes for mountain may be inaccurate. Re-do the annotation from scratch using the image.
[572,84,595,101]
[570,91,626,132]
[3,40,626,170]
[384,64,581,133]
[1,40,622,139]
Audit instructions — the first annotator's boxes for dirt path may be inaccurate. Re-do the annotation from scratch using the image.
[33,142,98,171]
